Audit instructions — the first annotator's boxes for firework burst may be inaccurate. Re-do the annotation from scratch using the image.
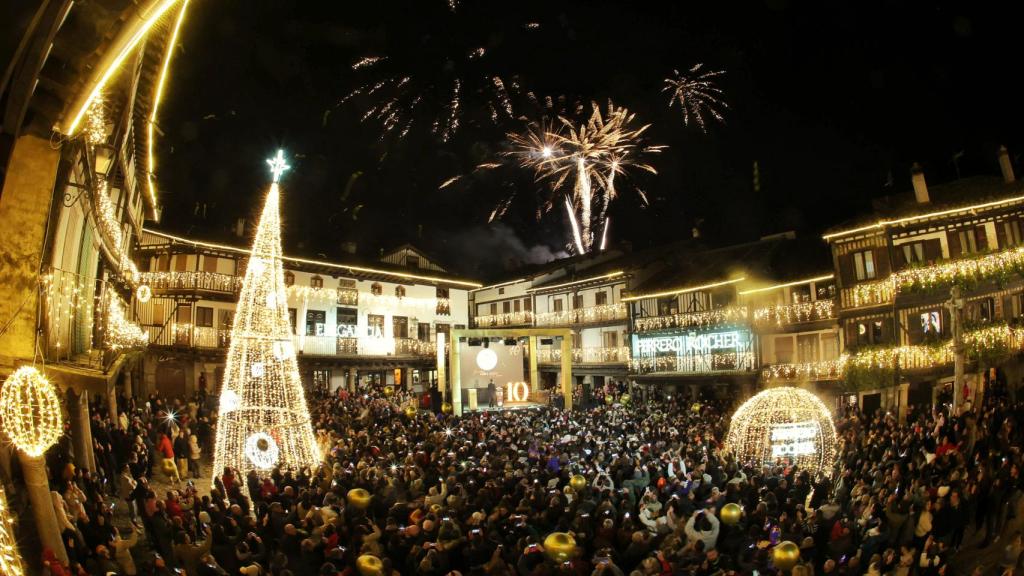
[663,63,728,132]
[498,101,664,254]
[339,2,542,143]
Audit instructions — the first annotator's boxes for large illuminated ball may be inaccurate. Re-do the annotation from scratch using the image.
[0,367,63,457]
[725,387,837,476]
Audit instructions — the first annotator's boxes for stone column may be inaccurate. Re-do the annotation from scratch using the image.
[19,452,68,564]
[897,382,910,424]
[402,367,412,391]
[107,385,118,427]
[67,389,95,473]
[348,367,358,393]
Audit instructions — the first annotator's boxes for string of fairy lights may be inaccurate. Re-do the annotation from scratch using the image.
[849,246,1024,308]
[537,346,630,364]
[40,268,147,353]
[633,300,834,333]
[534,303,628,327]
[763,323,1024,382]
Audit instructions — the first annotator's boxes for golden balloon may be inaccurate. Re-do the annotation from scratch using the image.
[720,503,742,525]
[772,541,801,572]
[619,393,630,405]
[604,394,614,405]
[441,402,453,414]
[403,405,417,418]
[569,474,587,492]
[356,554,383,576]
[0,366,63,457]
[347,488,372,509]
[383,385,395,397]
[543,532,577,563]
[429,503,443,515]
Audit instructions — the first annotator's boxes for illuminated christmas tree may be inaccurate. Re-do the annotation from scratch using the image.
[212,151,320,479]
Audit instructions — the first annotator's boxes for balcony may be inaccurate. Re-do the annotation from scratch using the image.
[629,352,756,375]
[751,300,835,327]
[761,360,844,382]
[537,346,631,364]
[534,303,628,327]
[633,306,747,333]
[841,280,894,309]
[474,311,534,328]
[139,271,241,294]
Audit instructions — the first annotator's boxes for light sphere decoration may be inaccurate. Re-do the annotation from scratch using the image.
[543,532,577,563]
[0,366,63,457]
[440,401,453,414]
[726,387,837,476]
[475,348,498,371]
[244,432,280,470]
[772,541,801,571]
[348,488,371,509]
[403,405,417,418]
[569,474,587,492]
[383,385,395,397]
[720,502,742,525]
[356,554,383,576]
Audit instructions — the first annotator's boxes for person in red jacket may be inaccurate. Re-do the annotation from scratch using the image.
[157,432,181,483]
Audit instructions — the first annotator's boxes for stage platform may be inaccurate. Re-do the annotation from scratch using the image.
[463,402,546,413]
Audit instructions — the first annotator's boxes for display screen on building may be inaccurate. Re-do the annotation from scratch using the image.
[458,340,526,391]
[630,329,754,374]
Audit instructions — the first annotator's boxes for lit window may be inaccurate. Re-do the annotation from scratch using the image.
[395,285,406,298]
[371,283,382,296]
[284,271,295,286]
[310,275,323,288]
[1005,221,1023,247]
[901,242,925,265]
[853,250,876,281]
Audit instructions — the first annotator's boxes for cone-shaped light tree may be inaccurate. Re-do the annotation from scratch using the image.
[212,151,320,480]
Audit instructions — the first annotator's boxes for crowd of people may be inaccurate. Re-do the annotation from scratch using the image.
[17,375,1024,576]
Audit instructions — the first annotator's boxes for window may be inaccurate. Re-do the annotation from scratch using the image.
[196,306,214,328]
[418,322,431,341]
[436,323,450,338]
[393,316,408,338]
[514,299,521,312]
[490,303,498,315]
[797,334,819,363]
[790,285,812,304]
[524,298,532,312]
[967,298,994,324]
[371,283,382,296]
[573,294,584,309]
[502,301,511,314]
[815,282,836,301]
[602,331,618,348]
[657,297,679,316]
[1005,221,1023,247]
[901,242,926,265]
[853,319,887,347]
[407,255,420,269]
[395,285,406,298]
[174,254,188,271]
[553,299,564,312]
[571,332,582,349]
[774,336,794,364]
[498,287,505,295]
[959,229,979,254]
[284,271,295,286]
[219,310,234,330]
[820,333,839,361]
[306,310,326,336]
[336,307,357,337]
[853,250,876,281]
[311,275,323,288]
[311,370,331,394]
[289,308,297,334]
[367,314,385,337]
[595,291,608,306]
[157,253,170,271]
[203,256,218,273]
[436,287,449,299]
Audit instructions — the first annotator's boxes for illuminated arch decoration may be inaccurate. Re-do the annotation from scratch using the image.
[726,387,838,476]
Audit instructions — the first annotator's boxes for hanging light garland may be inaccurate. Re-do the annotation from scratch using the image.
[105,291,148,350]
[0,366,63,458]
[534,303,628,327]
[85,92,106,145]
[763,323,1024,383]
[726,387,838,476]
[752,300,834,327]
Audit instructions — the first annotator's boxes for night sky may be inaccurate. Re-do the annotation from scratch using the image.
[156,0,1023,279]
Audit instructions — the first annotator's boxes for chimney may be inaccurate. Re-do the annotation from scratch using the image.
[911,163,929,204]
[999,145,1016,183]
[234,218,246,238]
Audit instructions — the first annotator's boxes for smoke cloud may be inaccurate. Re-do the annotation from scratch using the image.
[446,223,568,278]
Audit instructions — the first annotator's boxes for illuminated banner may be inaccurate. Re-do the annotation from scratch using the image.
[631,329,754,374]
[770,421,818,458]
